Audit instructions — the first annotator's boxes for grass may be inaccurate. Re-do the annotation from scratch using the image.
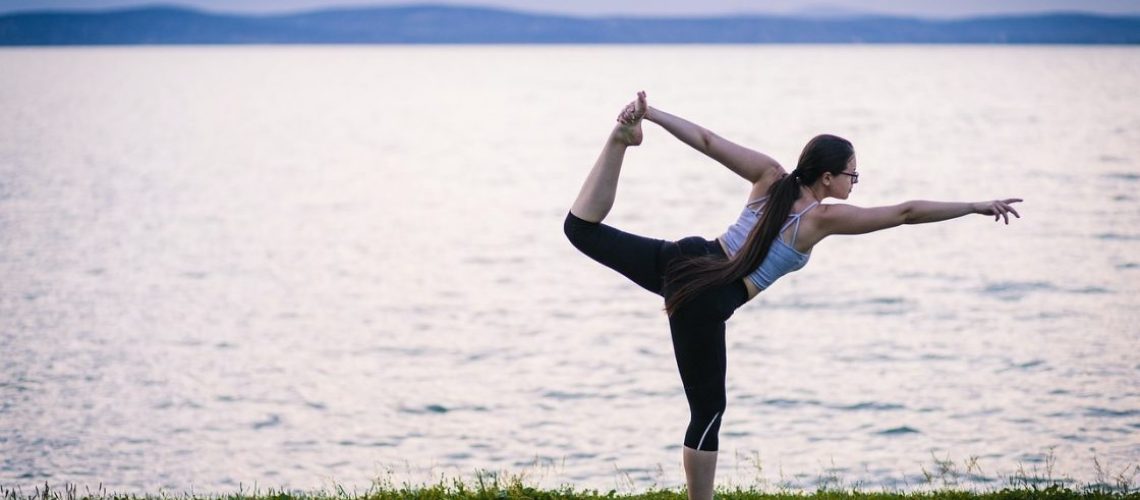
[4,479,1137,500]
[3,450,1137,500]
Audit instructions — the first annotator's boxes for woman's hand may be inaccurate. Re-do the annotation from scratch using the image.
[973,198,1023,224]
[617,91,648,125]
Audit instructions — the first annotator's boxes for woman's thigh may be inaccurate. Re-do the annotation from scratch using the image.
[564,211,670,296]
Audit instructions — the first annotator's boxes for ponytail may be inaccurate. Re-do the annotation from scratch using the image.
[663,134,853,316]
[663,173,801,315]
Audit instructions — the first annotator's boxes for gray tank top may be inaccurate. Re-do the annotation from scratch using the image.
[719,196,819,291]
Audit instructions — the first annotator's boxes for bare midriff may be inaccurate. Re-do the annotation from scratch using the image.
[717,237,761,301]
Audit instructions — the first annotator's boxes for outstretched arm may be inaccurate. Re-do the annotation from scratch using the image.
[643,105,785,184]
[819,199,1023,236]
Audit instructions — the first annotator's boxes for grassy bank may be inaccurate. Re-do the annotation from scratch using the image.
[4,477,1139,500]
[4,451,1136,500]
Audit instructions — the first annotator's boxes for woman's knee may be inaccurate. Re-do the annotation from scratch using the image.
[685,406,726,451]
[564,211,593,249]
[682,381,727,451]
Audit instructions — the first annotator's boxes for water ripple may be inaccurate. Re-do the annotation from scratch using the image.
[252,413,282,430]
[833,401,906,411]
[1095,233,1140,241]
[1103,170,1138,179]
[978,281,1112,300]
[761,398,822,408]
[398,404,490,415]
[979,280,1055,300]
[1085,407,1140,418]
[996,358,1049,373]
[875,426,920,436]
[541,390,616,401]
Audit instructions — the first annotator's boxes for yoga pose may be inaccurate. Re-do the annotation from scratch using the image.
[563,91,1022,500]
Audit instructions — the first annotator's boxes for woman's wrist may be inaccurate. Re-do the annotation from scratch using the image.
[644,106,658,123]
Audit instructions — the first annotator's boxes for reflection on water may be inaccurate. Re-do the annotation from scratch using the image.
[0,45,1138,494]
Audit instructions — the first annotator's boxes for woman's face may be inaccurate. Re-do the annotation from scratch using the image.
[826,155,858,200]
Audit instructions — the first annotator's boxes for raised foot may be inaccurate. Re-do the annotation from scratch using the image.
[613,90,648,146]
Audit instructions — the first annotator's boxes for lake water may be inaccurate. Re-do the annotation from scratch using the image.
[1,45,1138,495]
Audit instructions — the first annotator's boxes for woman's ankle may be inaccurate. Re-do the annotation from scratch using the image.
[611,122,642,146]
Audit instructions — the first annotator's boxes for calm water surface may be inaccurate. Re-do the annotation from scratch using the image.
[1,45,1138,494]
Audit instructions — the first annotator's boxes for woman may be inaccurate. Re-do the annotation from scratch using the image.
[563,91,1022,500]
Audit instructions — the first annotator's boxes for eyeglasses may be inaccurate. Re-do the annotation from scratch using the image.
[837,171,859,184]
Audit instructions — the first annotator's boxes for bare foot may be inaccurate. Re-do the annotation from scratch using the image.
[613,91,648,146]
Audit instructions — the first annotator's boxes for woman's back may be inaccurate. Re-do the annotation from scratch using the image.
[718,195,821,291]
[729,187,827,244]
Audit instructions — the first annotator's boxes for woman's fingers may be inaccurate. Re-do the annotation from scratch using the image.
[982,198,1022,224]
[993,202,1007,224]
[616,94,648,124]
[617,102,636,123]
[1000,200,1021,222]
[1007,204,1021,219]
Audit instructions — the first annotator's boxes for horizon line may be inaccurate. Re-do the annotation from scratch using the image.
[3,2,1140,21]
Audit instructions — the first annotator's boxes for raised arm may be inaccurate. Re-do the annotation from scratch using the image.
[641,104,785,184]
[614,91,781,184]
[819,199,1023,236]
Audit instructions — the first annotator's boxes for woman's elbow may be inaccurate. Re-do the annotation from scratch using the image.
[698,129,715,155]
[899,202,916,225]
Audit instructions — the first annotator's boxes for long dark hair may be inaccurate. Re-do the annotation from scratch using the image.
[663,134,854,316]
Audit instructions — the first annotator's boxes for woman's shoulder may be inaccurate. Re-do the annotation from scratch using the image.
[805,202,911,238]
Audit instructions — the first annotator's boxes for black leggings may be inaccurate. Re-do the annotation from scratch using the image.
[563,212,748,452]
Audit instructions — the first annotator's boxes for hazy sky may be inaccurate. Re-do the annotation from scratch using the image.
[2,0,1139,17]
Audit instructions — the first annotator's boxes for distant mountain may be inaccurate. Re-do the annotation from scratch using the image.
[784,4,877,20]
[1,5,1138,45]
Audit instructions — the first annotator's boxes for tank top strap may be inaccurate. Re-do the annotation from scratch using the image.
[787,201,819,245]
[745,195,769,208]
